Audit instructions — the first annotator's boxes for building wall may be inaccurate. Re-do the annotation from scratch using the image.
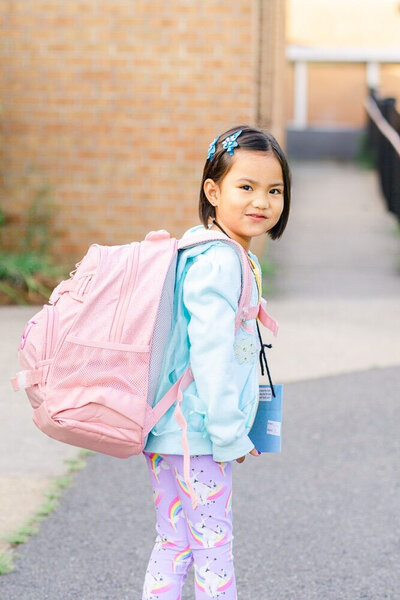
[256,0,286,141]
[0,0,286,261]
[286,63,368,127]
[286,0,400,127]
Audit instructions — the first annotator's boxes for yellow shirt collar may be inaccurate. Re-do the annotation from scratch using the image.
[248,255,262,303]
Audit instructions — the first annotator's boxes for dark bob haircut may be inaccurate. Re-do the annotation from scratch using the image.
[199,124,291,240]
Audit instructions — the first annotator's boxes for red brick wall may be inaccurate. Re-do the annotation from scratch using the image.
[0,1,285,261]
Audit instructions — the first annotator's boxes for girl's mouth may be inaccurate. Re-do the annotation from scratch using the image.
[247,214,267,221]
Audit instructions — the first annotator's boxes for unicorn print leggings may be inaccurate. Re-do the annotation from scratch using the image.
[142,452,237,600]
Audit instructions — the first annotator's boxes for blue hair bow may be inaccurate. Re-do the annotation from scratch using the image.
[207,135,219,161]
[206,129,243,161]
[222,129,243,156]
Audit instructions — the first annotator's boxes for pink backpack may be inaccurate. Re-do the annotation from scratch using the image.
[11,228,278,508]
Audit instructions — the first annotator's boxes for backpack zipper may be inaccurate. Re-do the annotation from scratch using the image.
[110,243,140,343]
[19,319,38,351]
[44,304,57,361]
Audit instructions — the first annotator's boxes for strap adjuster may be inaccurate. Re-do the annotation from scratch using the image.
[11,368,42,391]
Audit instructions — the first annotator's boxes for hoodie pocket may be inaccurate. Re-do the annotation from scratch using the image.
[182,391,208,435]
[150,389,207,437]
[244,394,259,432]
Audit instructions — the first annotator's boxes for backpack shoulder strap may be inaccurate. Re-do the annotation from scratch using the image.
[178,232,254,332]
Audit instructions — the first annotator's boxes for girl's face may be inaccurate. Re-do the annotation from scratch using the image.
[204,149,285,252]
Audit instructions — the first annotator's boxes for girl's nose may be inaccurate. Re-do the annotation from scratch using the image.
[252,197,270,208]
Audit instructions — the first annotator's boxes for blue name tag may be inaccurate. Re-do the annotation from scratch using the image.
[249,384,284,453]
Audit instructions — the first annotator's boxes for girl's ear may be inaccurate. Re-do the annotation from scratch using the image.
[203,178,219,207]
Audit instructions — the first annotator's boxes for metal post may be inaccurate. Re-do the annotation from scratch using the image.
[366,62,380,89]
[293,60,308,129]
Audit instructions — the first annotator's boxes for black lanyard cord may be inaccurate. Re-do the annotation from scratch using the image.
[211,218,230,237]
[256,319,276,397]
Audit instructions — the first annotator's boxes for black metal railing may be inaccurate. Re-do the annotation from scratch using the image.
[364,88,400,221]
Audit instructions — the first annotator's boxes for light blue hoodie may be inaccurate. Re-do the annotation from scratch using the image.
[144,224,262,462]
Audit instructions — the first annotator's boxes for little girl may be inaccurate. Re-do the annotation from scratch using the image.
[142,125,291,599]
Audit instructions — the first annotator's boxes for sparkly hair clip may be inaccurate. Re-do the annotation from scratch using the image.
[222,129,243,156]
[207,135,219,161]
[206,129,243,162]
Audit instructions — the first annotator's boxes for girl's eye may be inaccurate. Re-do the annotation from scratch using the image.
[241,185,252,191]
[270,188,283,195]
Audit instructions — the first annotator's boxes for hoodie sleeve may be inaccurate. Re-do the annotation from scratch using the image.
[182,244,255,462]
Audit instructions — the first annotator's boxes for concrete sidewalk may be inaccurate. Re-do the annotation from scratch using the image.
[0,159,399,563]
[0,309,82,555]
[262,159,400,385]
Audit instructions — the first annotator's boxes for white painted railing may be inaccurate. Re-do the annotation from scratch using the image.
[364,95,400,157]
[286,45,400,129]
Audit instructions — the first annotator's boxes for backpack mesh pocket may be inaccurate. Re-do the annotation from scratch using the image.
[48,337,150,425]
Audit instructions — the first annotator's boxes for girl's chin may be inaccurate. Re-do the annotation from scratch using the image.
[245,221,270,234]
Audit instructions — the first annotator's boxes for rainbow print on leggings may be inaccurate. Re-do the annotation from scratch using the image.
[187,520,228,548]
[224,489,232,517]
[149,581,174,595]
[149,453,164,482]
[187,520,204,545]
[217,461,228,476]
[172,546,192,573]
[213,530,228,547]
[161,539,178,551]
[217,574,234,592]
[153,489,163,508]
[207,484,226,501]
[174,467,226,505]
[174,467,191,497]
[168,496,183,530]
[194,567,234,596]
[194,568,206,591]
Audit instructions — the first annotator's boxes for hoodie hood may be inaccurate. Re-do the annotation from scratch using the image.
[181,223,260,264]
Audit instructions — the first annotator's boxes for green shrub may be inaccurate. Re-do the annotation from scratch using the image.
[0,185,68,304]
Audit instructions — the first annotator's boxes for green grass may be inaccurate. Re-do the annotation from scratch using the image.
[354,132,376,170]
[5,523,39,546]
[259,257,277,296]
[0,448,93,575]
[0,552,16,575]
[0,251,67,304]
